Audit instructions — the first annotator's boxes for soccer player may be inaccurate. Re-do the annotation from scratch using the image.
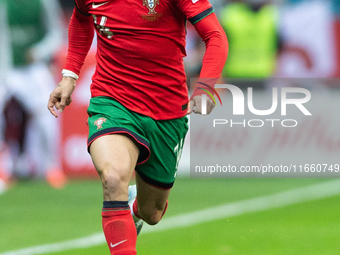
[48,0,228,254]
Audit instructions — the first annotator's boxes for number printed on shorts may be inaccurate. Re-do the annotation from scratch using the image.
[174,138,184,173]
[92,15,114,39]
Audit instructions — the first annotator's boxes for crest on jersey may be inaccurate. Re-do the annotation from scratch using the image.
[143,0,159,14]
[94,117,107,130]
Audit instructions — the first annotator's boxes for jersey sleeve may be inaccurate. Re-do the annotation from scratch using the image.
[175,0,214,25]
[74,0,91,16]
[190,12,228,100]
[63,6,94,75]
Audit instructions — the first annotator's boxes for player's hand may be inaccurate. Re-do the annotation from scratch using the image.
[187,95,215,115]
[48,76,76,118]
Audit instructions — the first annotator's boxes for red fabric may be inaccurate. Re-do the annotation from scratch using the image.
[175,0,212,19]
[63,8,94,75]
[74,0,88,14]
[190,13,228,99]
[102,209,137,255]
[132,198,142,220]
[64,0,227,119]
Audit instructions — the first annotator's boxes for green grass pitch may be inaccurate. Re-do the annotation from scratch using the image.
[1,178,339,254]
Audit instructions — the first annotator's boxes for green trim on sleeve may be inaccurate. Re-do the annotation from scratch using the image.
[189,7,214,25]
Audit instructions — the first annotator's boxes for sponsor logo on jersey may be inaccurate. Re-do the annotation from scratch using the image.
[94,117,107,130]
[192,0,200,3]
[92,2,109,9]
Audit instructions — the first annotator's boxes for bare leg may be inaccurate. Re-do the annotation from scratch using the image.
[90,134,139,201]
[90,134,140,255]
[135,171,171,225]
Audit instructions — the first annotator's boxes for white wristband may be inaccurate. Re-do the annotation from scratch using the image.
[62,69,79,80]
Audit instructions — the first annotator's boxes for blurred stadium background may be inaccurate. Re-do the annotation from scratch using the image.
[1,0,340,254]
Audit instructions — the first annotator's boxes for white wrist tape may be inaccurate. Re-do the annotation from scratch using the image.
[62,69,79,80]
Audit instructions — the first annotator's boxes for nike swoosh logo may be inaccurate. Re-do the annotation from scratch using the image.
[110,239,127,248]
[92,2,108,9]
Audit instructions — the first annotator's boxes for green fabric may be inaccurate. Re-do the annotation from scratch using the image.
[87,96,188,186]
[220,3,278,78]
[191,9,215,24]
[5,0,45,66]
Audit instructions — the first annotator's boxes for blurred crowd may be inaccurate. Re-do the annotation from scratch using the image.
[0,0,339,191]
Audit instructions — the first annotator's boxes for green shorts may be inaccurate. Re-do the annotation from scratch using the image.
[87,96,188,189]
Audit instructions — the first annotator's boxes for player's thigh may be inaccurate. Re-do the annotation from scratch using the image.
[90,134,140,199]
[135,171,170,212]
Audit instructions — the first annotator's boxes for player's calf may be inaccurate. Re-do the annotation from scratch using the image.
[133,198,168,225]
[134,172,171,225]
[139,205,166,226]
[102,201,137,255]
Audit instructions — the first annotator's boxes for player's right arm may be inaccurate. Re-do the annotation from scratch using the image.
[48,1,94,117]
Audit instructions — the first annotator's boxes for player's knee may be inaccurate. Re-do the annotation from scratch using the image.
[98,161,131,193]
[139,208,163,225]
[101,170,122,190]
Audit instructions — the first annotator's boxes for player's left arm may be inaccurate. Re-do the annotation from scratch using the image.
[188,12,229,115]
[176,0,228,115]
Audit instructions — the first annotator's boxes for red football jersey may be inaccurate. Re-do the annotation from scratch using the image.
[73,0,214,120]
